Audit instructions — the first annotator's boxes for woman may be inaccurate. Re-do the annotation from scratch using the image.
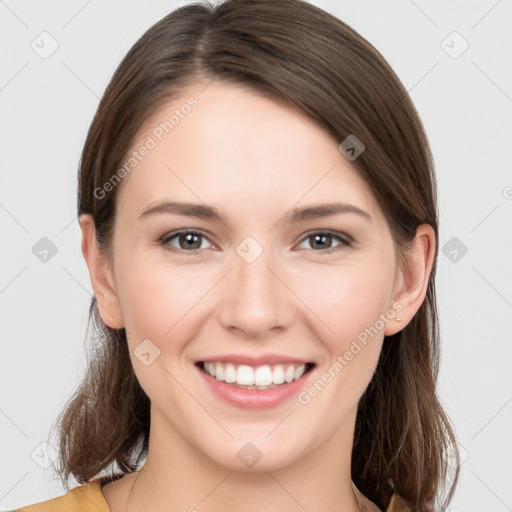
[15,0,459,510]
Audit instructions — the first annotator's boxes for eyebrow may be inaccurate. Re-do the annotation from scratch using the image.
[138,201,372,224]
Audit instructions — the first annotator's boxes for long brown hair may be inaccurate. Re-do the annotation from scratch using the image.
[52,0,459,509]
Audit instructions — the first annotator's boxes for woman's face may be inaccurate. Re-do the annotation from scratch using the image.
[94,81,405,471]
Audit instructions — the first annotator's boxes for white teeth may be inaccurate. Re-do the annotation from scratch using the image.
[272,365,285,384]
[254,365,273,386]
[237,365,255,385]
[201,361,310,387]
[224,363,237,383]
[294,364,306,380]
[214,362,224,381]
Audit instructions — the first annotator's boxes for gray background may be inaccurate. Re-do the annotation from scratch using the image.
[1,0,511,510]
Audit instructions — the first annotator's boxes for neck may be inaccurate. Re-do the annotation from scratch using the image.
[125,407,364,512]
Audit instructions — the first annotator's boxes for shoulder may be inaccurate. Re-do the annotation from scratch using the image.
[12,480,110,512]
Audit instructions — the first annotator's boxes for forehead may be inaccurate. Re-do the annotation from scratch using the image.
[115,81,381,224]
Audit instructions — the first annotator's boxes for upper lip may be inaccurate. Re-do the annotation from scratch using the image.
[197,354,314,366]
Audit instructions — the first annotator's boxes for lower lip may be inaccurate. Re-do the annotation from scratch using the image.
[196,364,314,410]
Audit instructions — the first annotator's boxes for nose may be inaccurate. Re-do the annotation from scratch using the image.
[218,239,294,339]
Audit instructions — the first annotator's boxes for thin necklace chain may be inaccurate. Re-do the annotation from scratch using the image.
[124,468,364,512]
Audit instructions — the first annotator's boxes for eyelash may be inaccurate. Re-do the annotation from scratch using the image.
[158,229,353,255]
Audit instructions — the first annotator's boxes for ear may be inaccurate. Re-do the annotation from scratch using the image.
[384,223,436,336]
[79,214,124,329]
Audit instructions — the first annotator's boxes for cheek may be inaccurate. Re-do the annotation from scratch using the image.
[293,263,394,414]
[116,258,209,400]
[291,258,395,392]
[300,261,394,335]
[114,252,208,351]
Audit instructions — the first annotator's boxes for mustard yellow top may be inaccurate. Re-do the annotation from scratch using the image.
[13,478,411,511]
[13,480,110,512]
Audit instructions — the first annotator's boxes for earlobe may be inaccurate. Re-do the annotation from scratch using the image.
[79,214,125,329]
[384,224,436,336]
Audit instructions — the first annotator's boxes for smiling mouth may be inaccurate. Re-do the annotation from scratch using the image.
[196,361,316,390]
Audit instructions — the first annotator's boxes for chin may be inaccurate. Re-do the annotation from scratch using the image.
[195,430,306,473]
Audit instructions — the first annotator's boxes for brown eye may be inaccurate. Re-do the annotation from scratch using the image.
[160,230,212,252]
[297,230,352,254]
